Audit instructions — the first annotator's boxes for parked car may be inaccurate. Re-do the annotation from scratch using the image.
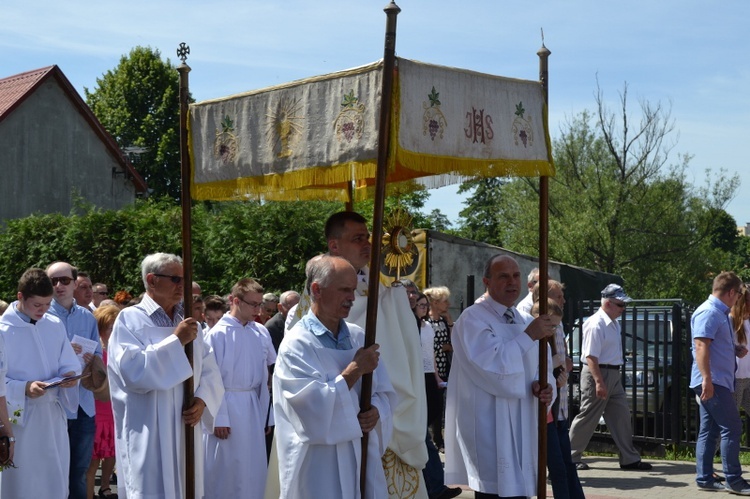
[567,299,692,439]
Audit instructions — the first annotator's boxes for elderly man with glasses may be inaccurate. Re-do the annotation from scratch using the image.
[91,283,109,308]
[569,284,652,472]
[107,252,224,498]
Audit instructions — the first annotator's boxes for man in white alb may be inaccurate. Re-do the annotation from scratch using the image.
[283,211,429,499]
[203,277,276,499]
[108,252,225,498]
[445,254,556,499]
[274,255,396,498]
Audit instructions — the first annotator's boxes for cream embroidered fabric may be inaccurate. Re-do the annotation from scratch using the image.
[189,58,553,202]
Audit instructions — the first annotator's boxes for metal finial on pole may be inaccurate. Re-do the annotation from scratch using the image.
[177,42,190,64]
[176,42,196,499]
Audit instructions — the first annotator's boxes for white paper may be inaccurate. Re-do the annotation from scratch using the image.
[71,334,99,367]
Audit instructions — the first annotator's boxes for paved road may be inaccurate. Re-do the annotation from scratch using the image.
[449,456,705,498]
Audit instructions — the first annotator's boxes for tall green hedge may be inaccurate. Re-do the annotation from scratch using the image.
[0,199,339,302]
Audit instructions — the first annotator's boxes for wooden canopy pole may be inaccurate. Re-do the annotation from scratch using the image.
[536,37,551,499]
[360,3,400,497]
[177,42,196,499]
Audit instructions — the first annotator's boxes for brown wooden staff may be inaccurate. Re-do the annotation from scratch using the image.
[536,37,551,499]
[360,3,400,498]
[177,42,196,499]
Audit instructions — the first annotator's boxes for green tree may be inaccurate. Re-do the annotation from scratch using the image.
[85,46,186,200]
[456,177,507,246]
[354,185,451,231]
[456,84,739,303]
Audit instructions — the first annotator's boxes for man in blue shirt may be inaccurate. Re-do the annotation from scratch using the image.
[690,271,749,494]
[46,261,103,499]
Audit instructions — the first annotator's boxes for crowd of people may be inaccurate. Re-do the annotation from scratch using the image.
[6,210,750,499]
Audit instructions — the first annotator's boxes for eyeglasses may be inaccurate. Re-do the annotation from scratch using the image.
[612,301,626,308]
[153,273,184,284]
[416,302,429,308]
[238,296,262,308]
[50,276,73,286]
[93,291,109,296]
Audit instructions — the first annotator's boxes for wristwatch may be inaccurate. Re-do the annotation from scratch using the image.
[6,437,14,443]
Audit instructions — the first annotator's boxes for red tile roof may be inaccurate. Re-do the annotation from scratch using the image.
[0,66,55,119]
[0,65,147,193]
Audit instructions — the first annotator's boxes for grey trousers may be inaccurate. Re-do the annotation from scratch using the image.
[569,366,641,465]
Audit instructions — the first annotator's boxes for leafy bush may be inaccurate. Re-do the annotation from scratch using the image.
[0,200,339,302]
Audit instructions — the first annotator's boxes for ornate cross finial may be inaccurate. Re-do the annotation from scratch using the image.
[177,43,190,63]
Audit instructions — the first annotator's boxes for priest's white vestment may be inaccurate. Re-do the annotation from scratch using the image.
[445,298,555,498]
[0,303,80,499]
[203,314,273,499]
[108,295,224,499]
[284,275,429,499]
[274,314,397,499]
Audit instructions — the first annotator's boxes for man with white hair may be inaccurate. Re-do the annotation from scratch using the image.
[274,255,396,498]
[265,290,300,354]
[516,267,538,315]
[568,284,651,471]
[107,252,224,498]
[257,293,279,325]
[284,211,429,499]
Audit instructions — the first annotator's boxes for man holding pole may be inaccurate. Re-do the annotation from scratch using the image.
[107,252,224,498]
[284,211,429,498]
[274,255,396,498]
[445,254,556,499]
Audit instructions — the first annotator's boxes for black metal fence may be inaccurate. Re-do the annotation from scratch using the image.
[566,299,707,448]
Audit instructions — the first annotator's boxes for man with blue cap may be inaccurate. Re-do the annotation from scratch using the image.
[568,284,652,471]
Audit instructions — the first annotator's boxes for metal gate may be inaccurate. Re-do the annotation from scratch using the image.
[566,299,702,447]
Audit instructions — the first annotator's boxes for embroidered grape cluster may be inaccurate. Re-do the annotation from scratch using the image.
[428,119,439,140]
[342,122,355,142]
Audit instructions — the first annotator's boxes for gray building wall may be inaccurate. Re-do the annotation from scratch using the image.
[0,78,137,222]
[423,230,621,321]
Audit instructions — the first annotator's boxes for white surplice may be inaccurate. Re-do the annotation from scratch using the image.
[108,299,224,499]
[445,298,555,498]
[203,314,272,499]
[274,316,397,499]
[0,303,80,499]
[285,276,428,498]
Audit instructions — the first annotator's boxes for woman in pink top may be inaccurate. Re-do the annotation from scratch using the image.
[86,305,120,499]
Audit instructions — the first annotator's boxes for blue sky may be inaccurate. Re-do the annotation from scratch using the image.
[3,1,749,228]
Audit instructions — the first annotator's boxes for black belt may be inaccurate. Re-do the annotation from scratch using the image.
[599,364,621,370]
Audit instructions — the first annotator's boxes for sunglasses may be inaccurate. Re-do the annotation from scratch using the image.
[50,276,73,286]
[612,301,626,308]
[93,291,109,296]
[153,273,184,284]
